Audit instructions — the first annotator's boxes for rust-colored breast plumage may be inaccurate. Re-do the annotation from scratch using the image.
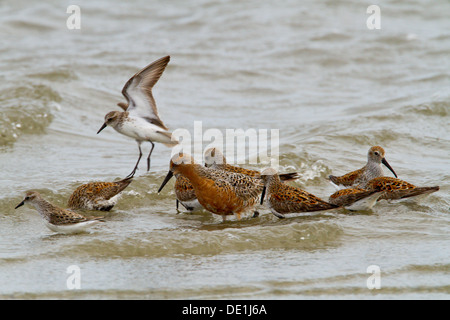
[185,166,262,216]
[198,179,244,216]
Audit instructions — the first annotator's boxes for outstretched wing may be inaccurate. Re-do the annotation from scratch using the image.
[121,55,171,130]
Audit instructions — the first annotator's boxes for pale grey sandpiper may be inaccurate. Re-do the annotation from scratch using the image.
[328,146,397,189]
[97,55,178,178]
[15,191,104,234]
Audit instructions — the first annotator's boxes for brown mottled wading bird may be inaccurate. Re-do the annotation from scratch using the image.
[260,168,339,219]
[172,147,300,213]
[67,176,133,211]
[328,187,384,211]
[365,177,439,201]
[329,146,397,189]
[15,191,104,234]
[158,153,263,222]
[328,177,439,210]
[174,174,203,212]
[97,55,178,178]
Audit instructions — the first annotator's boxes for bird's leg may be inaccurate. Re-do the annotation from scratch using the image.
[127,143,143,178]
[146,141,155,171]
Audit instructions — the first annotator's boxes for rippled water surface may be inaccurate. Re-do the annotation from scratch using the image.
[0,0,449,299]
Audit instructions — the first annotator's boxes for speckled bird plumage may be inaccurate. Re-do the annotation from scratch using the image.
[261,168,338,218]
[15,191,104,234]
[365,177,439,201]
[67,177,133,211]
[174,174,203,211]
[204,147,299,181]
[329,146,397,189]
[328,187,383,210]
[159,153,263,220]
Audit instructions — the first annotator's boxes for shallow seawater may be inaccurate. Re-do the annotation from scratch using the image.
[0,0,449,299]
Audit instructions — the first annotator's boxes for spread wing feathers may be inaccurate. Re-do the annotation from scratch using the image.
[117,102,128,111]
[270,185,338,213]
[121,56,171,130]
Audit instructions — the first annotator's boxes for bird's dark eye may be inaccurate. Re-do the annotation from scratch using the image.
[25,197,30,200]
[374,151,379,156]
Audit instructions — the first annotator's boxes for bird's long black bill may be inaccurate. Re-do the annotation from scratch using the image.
[382,158,398,178]
[15,201,24,209]
[260,186,266,205]
[158,170,174,193]
[97,123,107,134]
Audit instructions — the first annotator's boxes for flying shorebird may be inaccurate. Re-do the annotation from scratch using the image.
[97,55,178,178]
[15,191,104,234]
[328,146,397,189]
